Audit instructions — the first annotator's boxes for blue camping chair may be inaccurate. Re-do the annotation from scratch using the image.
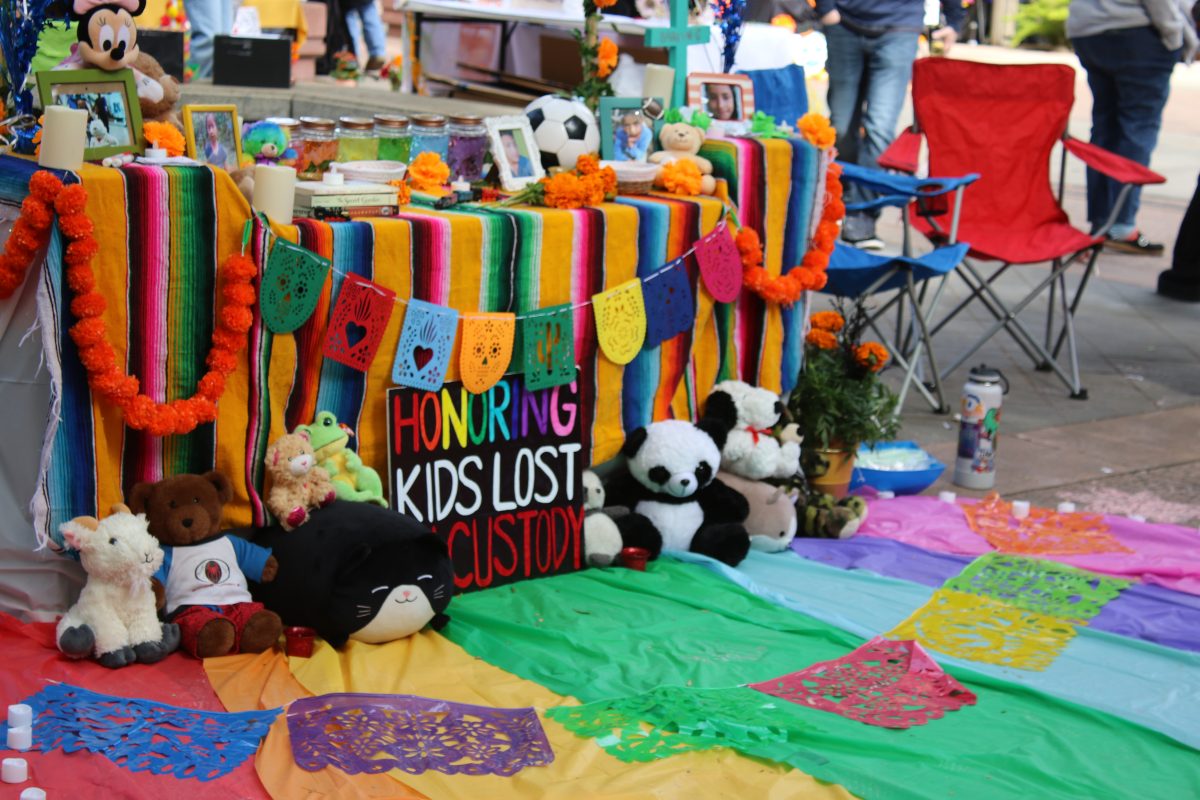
[823,163,979,413]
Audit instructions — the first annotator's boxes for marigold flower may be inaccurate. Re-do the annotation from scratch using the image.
[142,121,186,157]
[736,228,763,269]
[659,159,703,196]
[811,310,844,332]
[856,341,889,372]
[593,0,617,9]
[389,179,412,206]
[805,329,838,350]
[407,151,450,191]
[544,172,587,210]
[575,153,599,175]
[798,112,837,150]
[597,38,618,78]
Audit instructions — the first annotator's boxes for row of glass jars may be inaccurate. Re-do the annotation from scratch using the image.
[284,113,487,182]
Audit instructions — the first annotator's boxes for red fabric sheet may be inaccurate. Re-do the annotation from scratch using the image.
[0,613,269,799]
[907,58,1101,264]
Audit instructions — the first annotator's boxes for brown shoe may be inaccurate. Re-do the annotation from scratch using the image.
[365,56,387,72]
[1104,232,1164,256]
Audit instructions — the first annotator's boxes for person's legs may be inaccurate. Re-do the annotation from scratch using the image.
[184,0,232,79]
[1157,174,1200,301]
[359,2,388,66]
[1074,37,1121,235]
[344,6,365,60]
[823,24,873,242]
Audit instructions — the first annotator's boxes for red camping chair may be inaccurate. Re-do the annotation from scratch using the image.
[879,58,1165,399]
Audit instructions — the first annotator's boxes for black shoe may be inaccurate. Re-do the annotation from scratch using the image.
[366,56,387,72]
[1157,268,1200,302]
[1104,232,1164,256]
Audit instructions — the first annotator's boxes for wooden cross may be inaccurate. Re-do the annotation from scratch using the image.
[642,0,711,108]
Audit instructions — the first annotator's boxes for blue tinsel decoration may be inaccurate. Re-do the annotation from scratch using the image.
[0,0,66,116]
[711,0,746,74]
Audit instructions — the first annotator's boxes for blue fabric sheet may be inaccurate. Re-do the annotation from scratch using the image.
[739,65,808,125]
[667,549,1200,749]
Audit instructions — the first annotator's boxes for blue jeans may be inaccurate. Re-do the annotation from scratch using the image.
[345,3,388,60]
[184,0,234,79]
[1073,26,1178,238]
[824,24,919,218]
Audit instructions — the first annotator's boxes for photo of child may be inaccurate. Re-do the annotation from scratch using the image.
[500,129,534,178]
[613,110,653,162]
[193,111,239,171]
[704,82,742,121]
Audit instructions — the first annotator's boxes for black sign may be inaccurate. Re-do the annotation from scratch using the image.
[386,375,585,592]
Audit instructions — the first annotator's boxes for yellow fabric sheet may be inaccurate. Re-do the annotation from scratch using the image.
[205,635,855,800]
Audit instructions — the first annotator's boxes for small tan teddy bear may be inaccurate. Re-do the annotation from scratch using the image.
[649,121,718,195]
[265,431,337,530]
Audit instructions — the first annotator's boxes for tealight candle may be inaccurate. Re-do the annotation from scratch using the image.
[144,147,168,160]
[7,705,31,729]
[322,170,345,186]
[37,106,88,171]
[20,788,46,800]
[1129,514,1146,522]
[1011,500,1030,519]
[2,758,28,783]
[1057,501,1076,514]
[938,490,956,504]
[877,490,895,499]
[6,726,31,752]
[252,164,297,225]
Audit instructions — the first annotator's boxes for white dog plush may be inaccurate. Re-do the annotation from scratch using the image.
[705,380,801,481]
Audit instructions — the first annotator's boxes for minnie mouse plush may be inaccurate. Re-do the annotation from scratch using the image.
[59,0,181,125]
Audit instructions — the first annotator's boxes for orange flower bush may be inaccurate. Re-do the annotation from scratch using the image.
[798,112,837,150]
[597,38,618,78]
[659,159,703,196]
[805,329,838,350]
[855,342,889,372]
[1,171,256,434]
[143,121,185,157]
[407,151,450,191]
[811,310,844,332]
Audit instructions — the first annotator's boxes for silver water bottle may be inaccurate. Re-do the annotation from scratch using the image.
[953,365,1007,490]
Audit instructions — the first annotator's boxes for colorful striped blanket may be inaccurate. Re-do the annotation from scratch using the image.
[19,137,820,541]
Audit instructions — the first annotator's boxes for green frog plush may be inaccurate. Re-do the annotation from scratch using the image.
[295,412,386,506]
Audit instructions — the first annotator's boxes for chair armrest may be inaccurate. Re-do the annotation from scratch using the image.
[876,129,922,173]
[1063,136,1165,186]
[837,161,978,200]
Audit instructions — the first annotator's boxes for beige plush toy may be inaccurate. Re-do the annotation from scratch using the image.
[266,431,337,530]
[649,121,718,195]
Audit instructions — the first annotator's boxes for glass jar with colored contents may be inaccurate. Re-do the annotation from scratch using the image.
[374,114,411,163]
[409,114,449,161]
[294,117,338,180]
[447,114,487,182]
[337,116,378,162]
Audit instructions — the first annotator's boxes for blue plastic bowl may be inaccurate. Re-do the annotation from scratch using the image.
[851,441,945,495]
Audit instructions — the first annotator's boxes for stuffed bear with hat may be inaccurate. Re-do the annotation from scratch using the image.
[129,471,283,658]
[607,397,751,567]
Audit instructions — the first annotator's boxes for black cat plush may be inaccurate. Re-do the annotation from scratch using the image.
[247,501,454,647]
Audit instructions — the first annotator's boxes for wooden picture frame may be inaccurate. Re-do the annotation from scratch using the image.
[686,72,755,124]
[182,104,244,172]
[599,96,665,163]
[36,68,143,161]
[485,115,544,192]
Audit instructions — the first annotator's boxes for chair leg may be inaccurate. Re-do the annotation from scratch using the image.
[905,269,949,412]
[1043,263,1058,361]
[1050,246,1101,361]
[1057,269,1087,399]
[952,261,1044,366]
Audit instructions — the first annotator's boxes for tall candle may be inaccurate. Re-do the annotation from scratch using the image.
[6,726,31,752]
[37,106,88,171]
[642,64,675,104]
[252,164,296,225]
[7,705,31,729]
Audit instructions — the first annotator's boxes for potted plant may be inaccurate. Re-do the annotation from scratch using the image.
[788,304,900,497]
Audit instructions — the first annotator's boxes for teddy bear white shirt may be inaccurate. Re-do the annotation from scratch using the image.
[154,535,271,614]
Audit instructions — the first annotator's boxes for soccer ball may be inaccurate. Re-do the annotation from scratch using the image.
[525,95,600,171]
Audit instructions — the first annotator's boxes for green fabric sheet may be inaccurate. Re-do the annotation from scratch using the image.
[443,559,1200,800]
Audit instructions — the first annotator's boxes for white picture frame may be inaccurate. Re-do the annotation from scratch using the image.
[485,115,544,192]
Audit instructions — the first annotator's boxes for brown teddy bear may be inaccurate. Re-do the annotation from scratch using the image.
[132,51,182,126]
[649,121,717,195]
[129,471,283,658]
[265,431,337,530]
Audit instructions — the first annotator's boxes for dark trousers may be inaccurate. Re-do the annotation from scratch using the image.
[1157,174,1200,301]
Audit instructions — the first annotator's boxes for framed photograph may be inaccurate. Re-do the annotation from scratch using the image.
[686,73,756,124]
[36,68,143,161]
[599,96,665,163]
[485,115,544,192]
[182,104,244,172]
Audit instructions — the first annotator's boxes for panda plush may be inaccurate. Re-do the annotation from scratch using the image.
[614,411,751,567]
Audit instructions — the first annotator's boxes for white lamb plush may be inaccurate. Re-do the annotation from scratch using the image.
[56,505,180,669]
[707,380,801,481]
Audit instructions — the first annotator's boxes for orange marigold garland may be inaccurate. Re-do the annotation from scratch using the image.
[739,160,843,305]
[4,171,255,435]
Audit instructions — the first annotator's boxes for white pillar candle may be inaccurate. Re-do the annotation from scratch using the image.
[20,788,46,800]
[6,726,31,752]
[642,64,675,103]
[37,106,88,172]
[1056,501,1076,514]
[877,490,895,499]
[1129,514,1146,522]
[251,164,296,225]
[1011,500,1030,519]
[938,491,956,504]
[7,705,31,729]
[2,758,28,783]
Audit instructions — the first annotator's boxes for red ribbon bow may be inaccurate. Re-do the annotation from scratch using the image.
[747,427,774,444]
